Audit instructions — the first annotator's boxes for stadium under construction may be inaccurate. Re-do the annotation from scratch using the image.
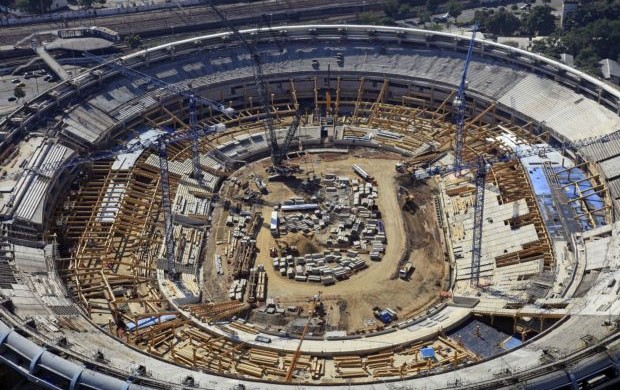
[0,23,619,390]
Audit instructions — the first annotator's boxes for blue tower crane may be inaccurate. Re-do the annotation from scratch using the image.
[201,0,301,168]
[415,126,620,287]
[154,126,224,278]
[453,24,479,176]
[83,51,234,187]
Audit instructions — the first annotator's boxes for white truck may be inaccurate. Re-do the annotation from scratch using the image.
[399,262,413,279]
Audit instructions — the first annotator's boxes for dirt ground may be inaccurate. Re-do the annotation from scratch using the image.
[233,150,448,333]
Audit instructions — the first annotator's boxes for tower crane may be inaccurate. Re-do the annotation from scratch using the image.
[450,25,483,286]
[154,126,225,278]
[413,129,620,287]
[82,52,234,187]
[470,155,486,287]
[453,24,478,176]
[412,23,618,285]
[201,0,301,169]
[285,291,322,382]
[5,121,224,279]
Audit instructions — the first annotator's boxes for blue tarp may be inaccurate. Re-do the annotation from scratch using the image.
[528,167,552,196]
[555,167,606,229]
[420,346,436,360]
[503,336,523,350]
[126,314,176,331]
[378,312,392,324]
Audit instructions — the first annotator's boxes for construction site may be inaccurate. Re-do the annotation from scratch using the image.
[0,11,619,390]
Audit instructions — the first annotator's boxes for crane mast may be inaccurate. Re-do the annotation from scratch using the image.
[451,25,485,287]
[83,51,234,186]
[201,0,280,164]
[202,0,300,167]
[158,141,177,278]
[453,25,478,175]
[470,156,487,287]
[188,94,203,184]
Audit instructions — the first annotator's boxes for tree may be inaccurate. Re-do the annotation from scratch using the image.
[78,0,105,9]
[398,3,411,17]
[15,0,53,13]
[419,9,432,24]
[125,34,142,49]
[14,85,25,102]
[448,0,462,22]
[523,6,556,36]
[426,0,442,13]
[561,19,620,62]
[476,8,522,36]
[562,0,620,30]
[575,45,602,75]
[383,0,399,18]
[529,0,620,77]
[359,11,382,25]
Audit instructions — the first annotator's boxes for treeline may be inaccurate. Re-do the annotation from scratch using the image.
[361,0,466,25]
[475,4,555,36]
[361,0,528,26]
[533,0,620,75]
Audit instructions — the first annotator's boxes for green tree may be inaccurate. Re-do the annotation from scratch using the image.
[447,0,462,22]
[359,11,382,25]
[527,0,620,77]
[383,0,399,18]
[426,0,442,13]
[561,19,620,62]
[523,6,556,36]
[575,46,602,75]
[125,34,142,49]
[476,8,522,36]
[562,0,620,30]
[13,85,25,102]
[15,0,52,13]
[379,16,396,26]
[78,0,105,8]
[419,9,431,24]
[398,3,411,17]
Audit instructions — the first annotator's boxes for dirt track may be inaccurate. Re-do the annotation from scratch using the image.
[248,152,446,332]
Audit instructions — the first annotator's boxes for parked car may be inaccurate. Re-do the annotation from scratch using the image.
[432,13,449,23]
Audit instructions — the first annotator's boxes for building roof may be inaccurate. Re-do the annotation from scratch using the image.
[599,58,620,79]
[560,53,574,66]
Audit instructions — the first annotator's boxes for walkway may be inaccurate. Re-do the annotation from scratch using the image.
[34,45,70,81]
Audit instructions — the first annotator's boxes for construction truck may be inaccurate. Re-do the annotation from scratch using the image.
[399,262,414,279]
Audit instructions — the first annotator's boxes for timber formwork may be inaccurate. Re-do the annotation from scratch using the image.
[50,78,585,384]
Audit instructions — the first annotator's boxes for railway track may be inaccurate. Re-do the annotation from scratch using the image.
[0,0,383,46]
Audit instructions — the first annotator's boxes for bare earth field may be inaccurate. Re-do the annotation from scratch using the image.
[205,150,446,333]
